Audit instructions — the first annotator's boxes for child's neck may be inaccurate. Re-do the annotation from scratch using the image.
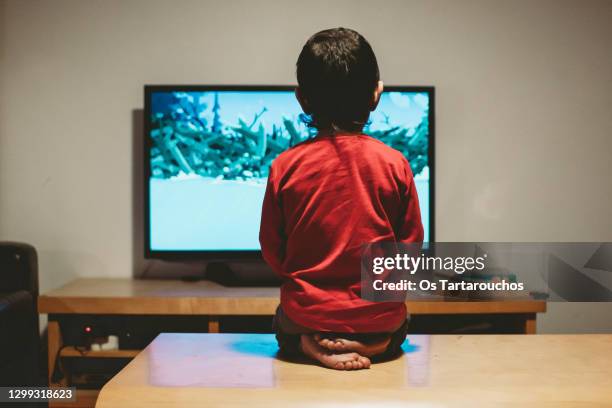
[316,128,363,138]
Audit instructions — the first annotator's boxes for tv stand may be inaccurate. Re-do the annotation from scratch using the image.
[202,261,281,287]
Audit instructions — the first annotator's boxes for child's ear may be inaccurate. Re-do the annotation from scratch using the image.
[371,80,384,111]
[295,87,311,114]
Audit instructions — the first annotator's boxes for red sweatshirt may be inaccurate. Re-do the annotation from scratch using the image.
[259,134,423,333]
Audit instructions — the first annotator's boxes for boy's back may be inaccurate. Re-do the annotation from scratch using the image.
[260,133,423,333]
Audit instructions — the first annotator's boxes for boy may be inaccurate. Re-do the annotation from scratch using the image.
[259,28,423,370]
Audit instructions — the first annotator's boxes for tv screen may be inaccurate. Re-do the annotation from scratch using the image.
[145,86,434,257]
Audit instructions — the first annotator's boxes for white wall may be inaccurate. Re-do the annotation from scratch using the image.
[1,0,611,333]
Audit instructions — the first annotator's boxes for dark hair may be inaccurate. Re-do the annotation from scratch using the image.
[296,28,380,132]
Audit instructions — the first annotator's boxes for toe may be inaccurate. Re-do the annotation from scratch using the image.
[316,335,333,349]
[359,356,371,369]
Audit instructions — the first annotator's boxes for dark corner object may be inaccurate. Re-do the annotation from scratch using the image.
[0,242,41,387]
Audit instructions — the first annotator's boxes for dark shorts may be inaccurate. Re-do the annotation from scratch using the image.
[272,305,409,363]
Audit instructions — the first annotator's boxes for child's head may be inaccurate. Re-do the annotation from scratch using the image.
[296,27,383,133]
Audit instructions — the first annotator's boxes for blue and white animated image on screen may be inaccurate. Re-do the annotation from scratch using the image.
[149,90,431,251]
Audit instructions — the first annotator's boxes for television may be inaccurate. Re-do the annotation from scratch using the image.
[144,85,435,259]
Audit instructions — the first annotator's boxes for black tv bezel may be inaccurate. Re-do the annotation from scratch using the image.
[144,84,435,260]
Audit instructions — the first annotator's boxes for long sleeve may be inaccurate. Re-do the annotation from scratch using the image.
[259,164,286,276]
[396,159,424,243]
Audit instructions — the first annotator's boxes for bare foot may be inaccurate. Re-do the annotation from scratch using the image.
[300,334,371,370]
[314,333,391,357]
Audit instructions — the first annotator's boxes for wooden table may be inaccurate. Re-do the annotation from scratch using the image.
[95,333,612,407]
[38,278,546,400]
